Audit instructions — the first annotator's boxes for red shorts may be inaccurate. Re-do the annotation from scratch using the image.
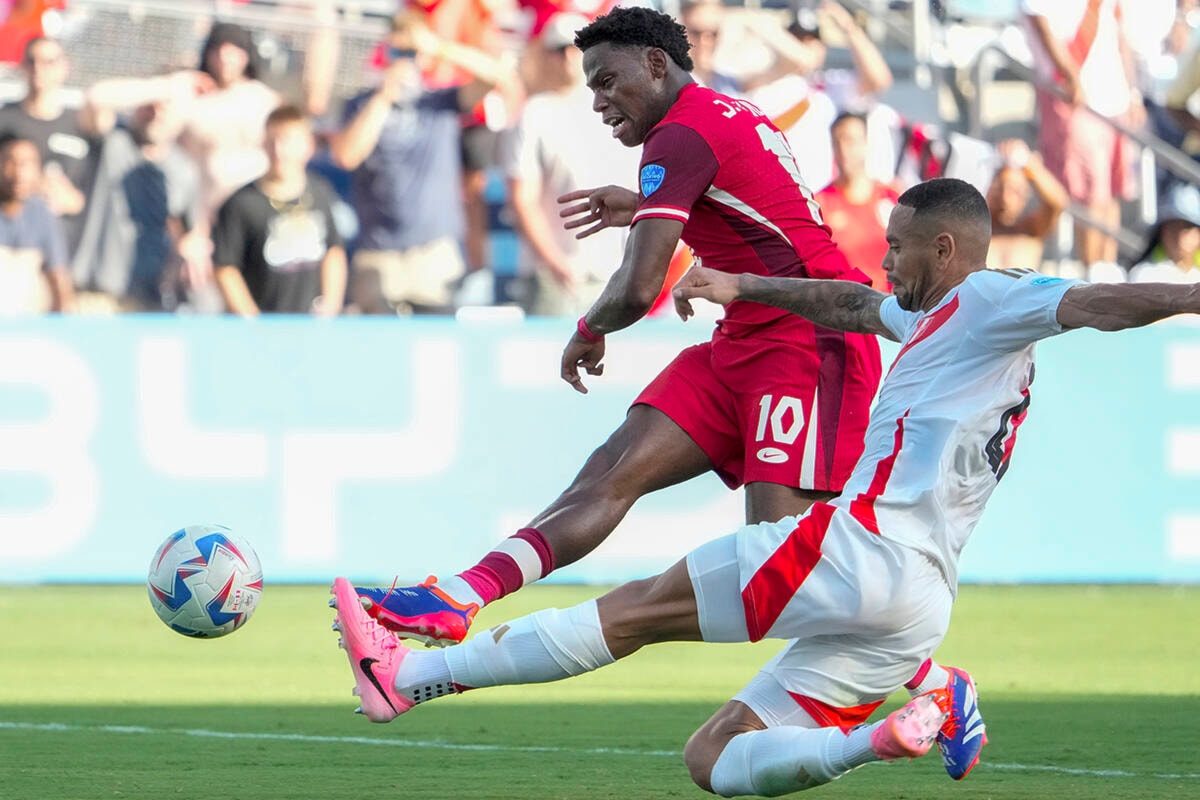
[634,327,881,492]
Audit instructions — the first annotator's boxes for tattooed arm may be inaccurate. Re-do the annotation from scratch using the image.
[673,265,898,341]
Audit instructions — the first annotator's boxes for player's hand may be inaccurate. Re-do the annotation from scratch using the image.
[561,332,605,394]
[557,186,638,239]
[672,265,740,321]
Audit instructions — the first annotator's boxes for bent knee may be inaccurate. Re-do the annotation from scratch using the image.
[684,729,723,793]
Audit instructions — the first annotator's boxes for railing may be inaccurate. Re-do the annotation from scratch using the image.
[967,42,1200,259]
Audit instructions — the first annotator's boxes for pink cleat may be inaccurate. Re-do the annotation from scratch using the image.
[329,577,414,723]
[870,691,950,761]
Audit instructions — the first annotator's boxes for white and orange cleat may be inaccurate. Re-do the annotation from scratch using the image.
[869,691,950,761]
[330,577,414,723]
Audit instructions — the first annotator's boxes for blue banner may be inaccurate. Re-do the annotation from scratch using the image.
[0,315,1197,584]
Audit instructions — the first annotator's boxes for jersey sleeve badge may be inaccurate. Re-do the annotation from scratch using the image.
[640,164,666,196]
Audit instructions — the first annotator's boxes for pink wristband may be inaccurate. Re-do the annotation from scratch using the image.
[576,316,603,343]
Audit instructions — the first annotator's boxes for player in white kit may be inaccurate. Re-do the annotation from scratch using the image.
[329,178,1200,797]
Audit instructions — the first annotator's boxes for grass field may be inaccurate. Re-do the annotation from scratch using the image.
[2,584,1198,799]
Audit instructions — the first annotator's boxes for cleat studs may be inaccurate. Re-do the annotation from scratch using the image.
[328,597,337,608]
[354,706,363,715]
[331,620,341,631]
[337,637,346,649]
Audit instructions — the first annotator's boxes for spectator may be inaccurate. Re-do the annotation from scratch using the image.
[85,24,279,309]
[1129,182,1200,280]
[985,139,1070,271]
[0,135,75,312]
[329,12,513,315]
[815,111,897,290]
[502,13,640,316]
[212,105,347,316]
[740,3,895,190]
[681,0,740,95]
[0,1,62,64]
[186,23,280,226]
[0,36,98,250]
[1023,0,1146,266]
[71,95,204,312]
[1166,41,1200,179]
[411,0,518,283]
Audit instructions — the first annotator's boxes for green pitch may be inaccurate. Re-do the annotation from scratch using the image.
[2,584,1197,799]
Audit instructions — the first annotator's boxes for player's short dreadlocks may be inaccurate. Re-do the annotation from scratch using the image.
[574,7,694,72]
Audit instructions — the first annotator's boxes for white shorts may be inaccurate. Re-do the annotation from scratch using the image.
[687,503,952,723]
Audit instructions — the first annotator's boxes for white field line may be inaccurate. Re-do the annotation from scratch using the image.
[3,720,1200,781]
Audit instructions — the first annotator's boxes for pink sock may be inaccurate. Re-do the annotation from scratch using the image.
[456,528,555,605]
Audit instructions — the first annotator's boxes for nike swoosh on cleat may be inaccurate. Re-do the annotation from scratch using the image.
[359,657,398,714]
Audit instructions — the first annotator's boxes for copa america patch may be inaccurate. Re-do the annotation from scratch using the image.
[1030,276,1064,286]
[640,164,666,196]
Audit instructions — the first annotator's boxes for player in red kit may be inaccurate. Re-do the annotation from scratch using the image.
[350,8,984,781]
[356,4,878,627]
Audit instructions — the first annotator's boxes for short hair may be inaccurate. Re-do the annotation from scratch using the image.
[831,111,867,133]
[575,7,694,72]
[897,177,991,228]
[265,103,310,130]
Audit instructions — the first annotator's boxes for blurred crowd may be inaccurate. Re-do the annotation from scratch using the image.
[1,0,1199,317]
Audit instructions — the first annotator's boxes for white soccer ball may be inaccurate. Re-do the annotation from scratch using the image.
[147,524,263,638]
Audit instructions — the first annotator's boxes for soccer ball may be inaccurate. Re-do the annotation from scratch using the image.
[147,524,263,638]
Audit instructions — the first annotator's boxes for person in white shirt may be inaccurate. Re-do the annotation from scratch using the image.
[502,13,640,315]
[328,178,1200,797]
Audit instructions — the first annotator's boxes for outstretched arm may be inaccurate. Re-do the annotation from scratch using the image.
[673,265,897,340]
[1057,283,1200,331]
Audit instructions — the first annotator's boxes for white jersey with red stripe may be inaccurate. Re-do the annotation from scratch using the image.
[830,268,1082,590]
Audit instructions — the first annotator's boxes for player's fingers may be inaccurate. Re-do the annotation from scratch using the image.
[559,200,593,219]
[674,294,693,321]
[584,362,604,376]
[561,362,583,392]
[562,212,598,230]
[575,221,606,240]
[557,188,595,205]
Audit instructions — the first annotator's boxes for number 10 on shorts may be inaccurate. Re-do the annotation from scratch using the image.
[755,394,808,464]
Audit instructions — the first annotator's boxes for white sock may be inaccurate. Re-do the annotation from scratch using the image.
[907,661,951,697]
[391,648,456,705]
[434,575,485,608]
[709,724,878,797]
[440,600,614,689]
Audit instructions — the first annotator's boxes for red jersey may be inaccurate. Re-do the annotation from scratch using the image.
[632,84,870,339]
[814,181,898,291]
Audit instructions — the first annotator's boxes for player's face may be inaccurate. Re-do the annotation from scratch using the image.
[583,42,671,147]
[883,205,937,311]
